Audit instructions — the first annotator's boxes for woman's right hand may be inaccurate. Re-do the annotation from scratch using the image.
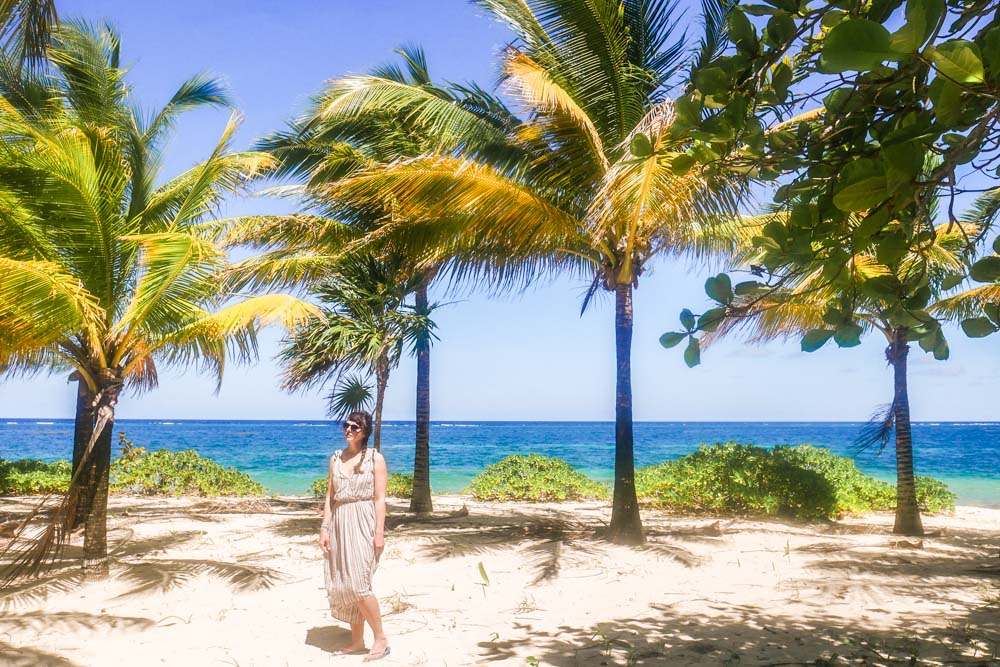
[320,527,331,555]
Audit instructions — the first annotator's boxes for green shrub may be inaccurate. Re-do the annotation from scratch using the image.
[0,458,71,494]
[309,472,415,498]
[913,476,957,513]
[469,454,609,502]
[636,443,956,519]
[110,434,265,496]
[636,443,836,519]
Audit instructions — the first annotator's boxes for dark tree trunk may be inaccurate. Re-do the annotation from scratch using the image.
[410,283,433,514]
[69,379,96,530]
[887,333,924,536]
[373,356,389,452]
[81,404,115,578]
[608,282,644,544]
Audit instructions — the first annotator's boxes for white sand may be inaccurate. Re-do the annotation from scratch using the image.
[1,495,998,666]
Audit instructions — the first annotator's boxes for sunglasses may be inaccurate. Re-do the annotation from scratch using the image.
[342,422,363,433]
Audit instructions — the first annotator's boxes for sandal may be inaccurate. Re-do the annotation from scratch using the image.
[362,645,391,662]
[333,646,367,656]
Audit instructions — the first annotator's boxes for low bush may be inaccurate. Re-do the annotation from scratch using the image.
[110,434,265,496]
[636,443,956,519]
[636,443,835,519]
[468,454,608,502]
[309,472,415,498]
[0,458,71,494]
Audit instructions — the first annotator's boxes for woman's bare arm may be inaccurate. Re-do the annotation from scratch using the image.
[372,451,387,558]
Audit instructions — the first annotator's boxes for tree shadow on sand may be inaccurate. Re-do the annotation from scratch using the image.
[387,504,711,585]
[476,602,999,666]
[0,526,285,608]
[305,625,355,654]
[0,641,85,667]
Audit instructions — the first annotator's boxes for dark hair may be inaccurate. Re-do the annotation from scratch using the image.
[346,410,374,472]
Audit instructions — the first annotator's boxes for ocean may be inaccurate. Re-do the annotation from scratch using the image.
[1,420,996,506]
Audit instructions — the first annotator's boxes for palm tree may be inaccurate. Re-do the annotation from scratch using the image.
[709,214,973,536]
[319,0,743,543]
[279,253,431,450]
[0,22,318,577]
[224,46,518,514]
[0,0,58,65]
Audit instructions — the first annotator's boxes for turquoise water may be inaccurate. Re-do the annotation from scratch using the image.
[2,419,997,506]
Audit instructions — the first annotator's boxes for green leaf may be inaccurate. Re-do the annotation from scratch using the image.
[970,256,1000,283]
[630,133,653,158]
[992,236,1000,255]
[981,27,1000,83]
[705,273,734,304]
[863,274,902,299]
[940,273,965,290]
[933,337,950,360]
[684,337,701,368]
[853,208,889,242]
[819,20,898,73]
[834,323,864,347]
[734,280,762,296]
[729,10,758,53]
[698,307,727,333]
[670,154,696,176]
[801,329,835,352]
[984,303,1000,325]
[694,67,731,96]
[928,77,963,125]
[890,0,945,52]
[767,14,796,47]
[659,331,687,349]
[833,177,889,211]
[882,141,925,193]
[680,308,696,330]
[821,10,846,29]
[961,317,997,338]
[478,561,490,586]
[926,40,986,84]
[771,63,793,102]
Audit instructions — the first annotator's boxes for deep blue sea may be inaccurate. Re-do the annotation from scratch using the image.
[1,420,996,506]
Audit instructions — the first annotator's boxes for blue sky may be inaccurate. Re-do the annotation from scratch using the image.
[1,0,998,422]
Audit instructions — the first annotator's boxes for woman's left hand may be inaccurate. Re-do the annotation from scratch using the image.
[374,533,384,560]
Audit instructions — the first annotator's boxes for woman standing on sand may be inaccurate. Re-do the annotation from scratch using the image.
[319,410,390,661]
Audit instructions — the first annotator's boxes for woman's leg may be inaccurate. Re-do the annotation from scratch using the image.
[356,595,388,658]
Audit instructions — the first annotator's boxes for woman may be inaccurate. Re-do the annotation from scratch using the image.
[319,410,390,661]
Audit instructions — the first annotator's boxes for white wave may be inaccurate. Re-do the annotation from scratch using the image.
[4,421,16,425]
[34,421,54,425]
[436,423,478,428]
[292,423,331,427]
[159,422,175,425]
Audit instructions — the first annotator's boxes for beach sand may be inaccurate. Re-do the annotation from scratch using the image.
[1,495,997,666]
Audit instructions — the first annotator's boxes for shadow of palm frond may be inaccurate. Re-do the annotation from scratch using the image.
[633,539,706,567]
[0,570,84,609]
[0,610,155,632]
[418,518,605,585]
[188,498,275,515]
[0,640,83,666]
[270,516,320,539]
[113,558,285,597]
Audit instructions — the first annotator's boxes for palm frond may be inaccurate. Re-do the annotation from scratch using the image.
[325,373,374,419]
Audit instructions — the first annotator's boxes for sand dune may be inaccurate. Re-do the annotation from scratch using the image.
[1,495,998,666]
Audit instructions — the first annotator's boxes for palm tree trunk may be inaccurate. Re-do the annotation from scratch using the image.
[410,283,433,514]
[373,356,389,452]
[887,333,924,536]
[69,378,96,530]
[608,282,644,544]
[82,408,114,578]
